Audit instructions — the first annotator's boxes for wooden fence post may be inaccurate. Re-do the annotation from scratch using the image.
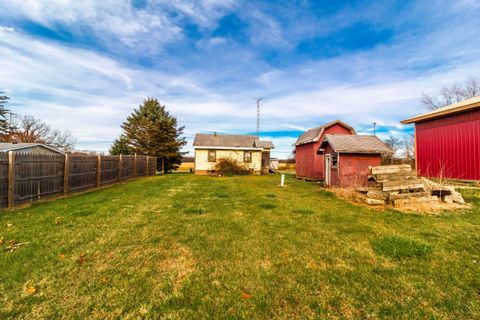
[96,155,102,188]
[63,154,69,196]
[146,156,149,176]
[118,154,123,182]
[7,151,15,209]
[133,154,137,178]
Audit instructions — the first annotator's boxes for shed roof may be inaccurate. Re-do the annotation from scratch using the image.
[193,134,274,149]
[401,96,480,124]
[321,134,392,154]
[0,143,64,154]
[295,120,356,146]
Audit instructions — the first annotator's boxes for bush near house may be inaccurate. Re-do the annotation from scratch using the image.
[214,158,250,176]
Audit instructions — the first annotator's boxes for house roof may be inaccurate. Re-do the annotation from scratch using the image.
[401,96,480,124]
[193,134,274,149]
[0,142,64,154]
[295,120,356,146]
[321,134,392,154]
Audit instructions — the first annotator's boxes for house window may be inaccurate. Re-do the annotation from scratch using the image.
[208,150,216,162]
[244,151,252,163]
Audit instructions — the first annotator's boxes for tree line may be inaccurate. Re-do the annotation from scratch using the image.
[0,92,186,172]
[0,92,76,152]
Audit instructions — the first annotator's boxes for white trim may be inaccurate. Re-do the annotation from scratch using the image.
[193,146,263,151]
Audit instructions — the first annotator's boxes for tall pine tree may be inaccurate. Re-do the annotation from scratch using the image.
[114,98,187,172]
[109,135,133,155]
[0,91,9,139]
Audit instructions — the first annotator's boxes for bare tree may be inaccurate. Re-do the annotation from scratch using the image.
[383,135,401,164]
[10,115,76,152]
[420,76,480,110]
[402,134,415,166]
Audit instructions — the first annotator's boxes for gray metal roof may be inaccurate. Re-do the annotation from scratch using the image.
[0,142,64,154]
[322,134,392,154]
[296,120,356,146]
[193,134,274,149]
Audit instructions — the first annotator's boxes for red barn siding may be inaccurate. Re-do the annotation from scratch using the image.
[295,124,354,180]
[338,154,381,187]
[415,109,480,180]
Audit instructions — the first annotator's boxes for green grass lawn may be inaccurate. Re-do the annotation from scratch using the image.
[1,174,480,319]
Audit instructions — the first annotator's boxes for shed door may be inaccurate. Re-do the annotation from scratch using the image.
[325,154,331,186]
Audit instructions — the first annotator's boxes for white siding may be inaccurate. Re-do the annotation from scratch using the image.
[195,149,262,172]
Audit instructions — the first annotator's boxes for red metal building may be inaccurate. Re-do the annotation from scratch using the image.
[320,134,392,187]
[295,120,356,180]
[402,97,480,181]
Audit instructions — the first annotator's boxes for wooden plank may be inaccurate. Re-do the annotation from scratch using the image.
[146,156,149,176]
[389,191,428,200]
[7,151,15,209]
[63,154,69,196]
[133,154,137,178]
[96,155,101,188]
[118,155,123,181]
[370,164,412,175]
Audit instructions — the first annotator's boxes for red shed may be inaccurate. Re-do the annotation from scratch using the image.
[295,120,356,181]
[402,97,480,181]
[320,134,392,187]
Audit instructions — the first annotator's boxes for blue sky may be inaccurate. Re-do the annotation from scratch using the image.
[1,0,479,157]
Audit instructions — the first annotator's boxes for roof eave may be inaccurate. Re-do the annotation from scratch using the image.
[401,102,480,124]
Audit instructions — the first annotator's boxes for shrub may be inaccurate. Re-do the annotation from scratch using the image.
[214,158,250,176]
[371,235,432,259]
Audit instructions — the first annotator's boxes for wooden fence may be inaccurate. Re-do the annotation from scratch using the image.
[0,153,157,210]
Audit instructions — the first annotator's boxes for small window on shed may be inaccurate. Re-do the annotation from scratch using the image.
[208,150,216,162]
[332,154,338,167]
[318,148,324,155]
[244,151,252,163]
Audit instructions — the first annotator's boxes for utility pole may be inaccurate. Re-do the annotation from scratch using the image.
[256,97,263,137]
[373,122,377,136]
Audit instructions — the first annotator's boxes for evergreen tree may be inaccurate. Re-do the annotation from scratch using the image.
[0,91,10,138]
[116,98,187,172]
[109,135,133,155]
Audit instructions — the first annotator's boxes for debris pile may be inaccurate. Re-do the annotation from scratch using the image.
[357,164,466,209]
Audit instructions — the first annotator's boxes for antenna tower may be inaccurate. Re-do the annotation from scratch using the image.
[256,97,263,137]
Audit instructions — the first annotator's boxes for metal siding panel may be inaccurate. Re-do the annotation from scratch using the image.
[416,109,480,180]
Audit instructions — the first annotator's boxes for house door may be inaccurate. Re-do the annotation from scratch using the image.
[325,154,331,186]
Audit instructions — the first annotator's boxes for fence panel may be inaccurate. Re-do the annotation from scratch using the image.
[121,156,135,180]
[68,155,97,193]
[101,156,119,185]
[0,154,8,208]
[2,153,157,209]
[148,157,157,176]
[14,153,65,206]
[136,156,147,176]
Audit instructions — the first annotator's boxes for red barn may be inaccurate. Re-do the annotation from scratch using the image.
[320,134,392,187]
[402,97,480,181]
[295,120,356,181]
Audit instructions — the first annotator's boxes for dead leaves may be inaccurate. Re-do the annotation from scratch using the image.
[25,284,37,295]
[241,292,252,299]
[2,238,30,253]
[76,253,87,266]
